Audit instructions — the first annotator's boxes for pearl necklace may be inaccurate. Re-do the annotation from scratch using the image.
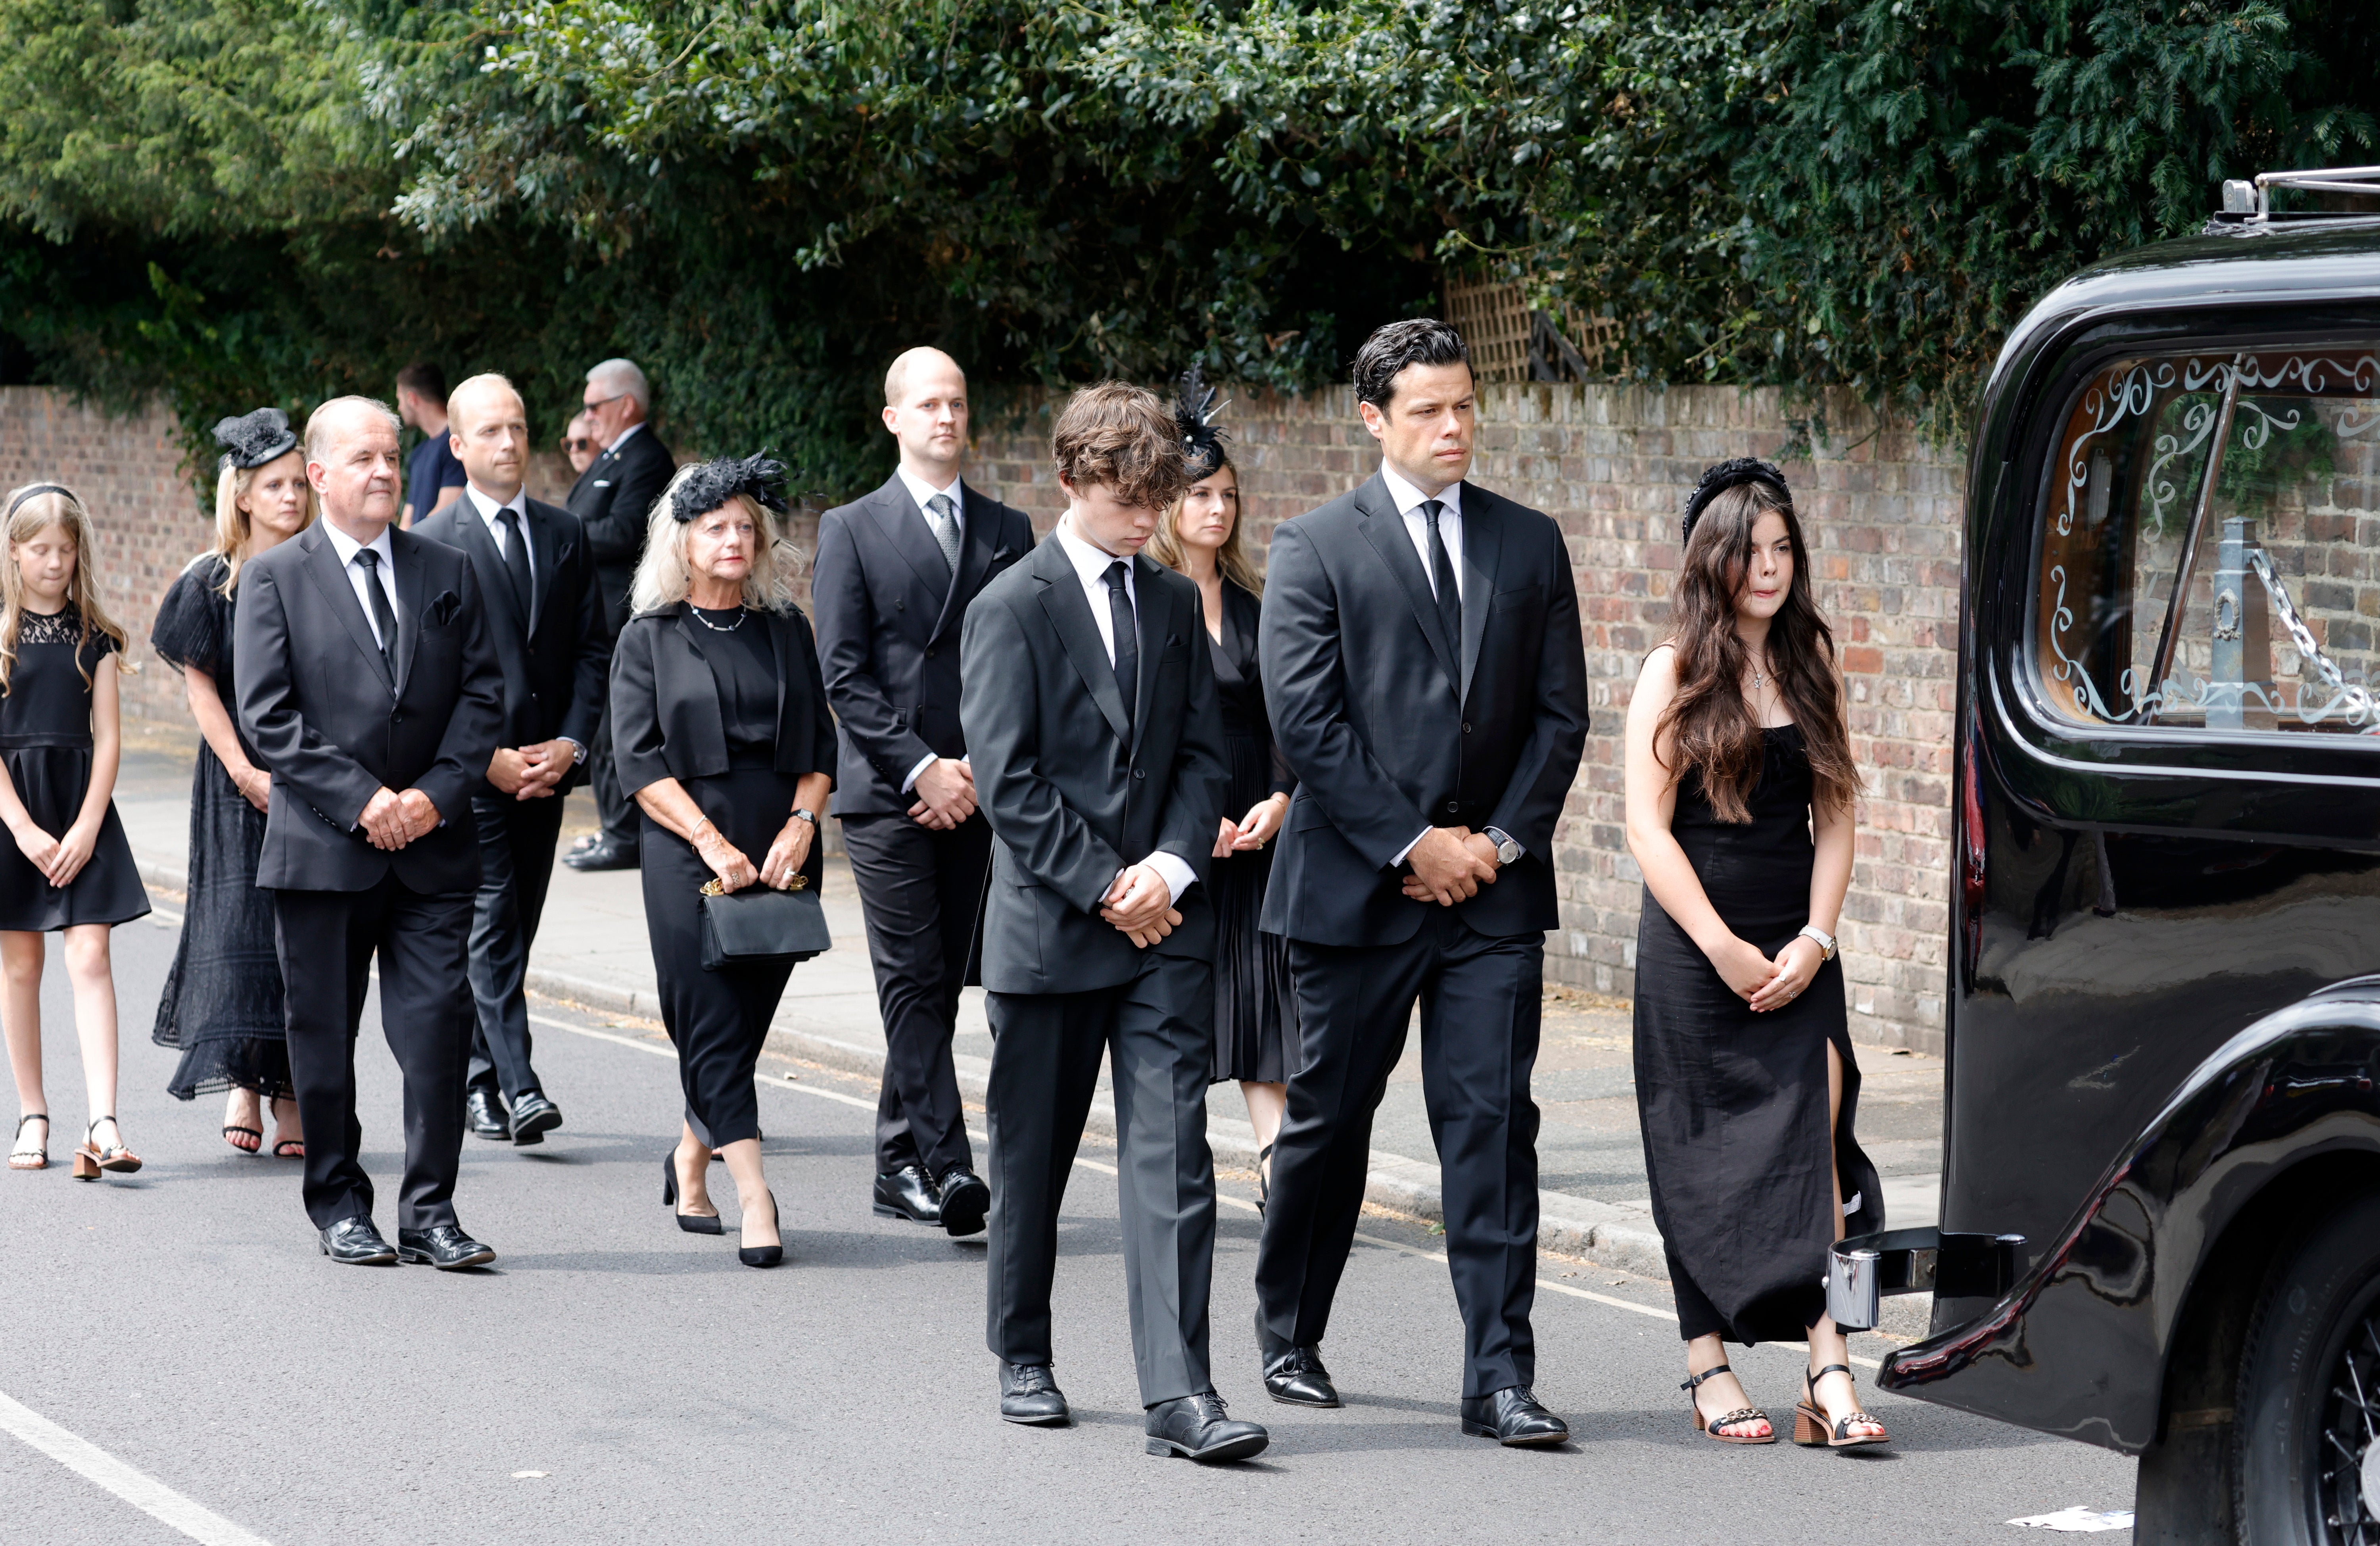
[691,604,747,633]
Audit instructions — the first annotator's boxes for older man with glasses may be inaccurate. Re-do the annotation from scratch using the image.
[564,358,676,873]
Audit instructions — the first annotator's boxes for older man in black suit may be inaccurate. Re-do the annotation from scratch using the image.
[235,395,506,1269]
[1251,319,1589,1444]
[415,373,612,1147]
[565,357,676,872]
[959,382,1265,1464]
[814,346,1032,1235]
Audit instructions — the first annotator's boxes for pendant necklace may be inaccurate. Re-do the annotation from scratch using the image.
[692,604,747,633]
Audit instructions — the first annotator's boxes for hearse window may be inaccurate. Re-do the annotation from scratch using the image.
[2035,348,2380,734]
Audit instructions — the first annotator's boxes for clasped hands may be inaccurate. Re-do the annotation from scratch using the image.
[1101,862,1181,949]
[1398,826,1503,906]
[909,757,976,830]
[487,739,578,801]
[694,812,815,894]
[8,814,99,889]
[1717,933,1825,1012]
[358,787,441,851]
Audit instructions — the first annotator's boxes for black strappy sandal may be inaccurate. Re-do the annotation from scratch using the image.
[1255,1143,1273,1217]
[1681,1364,1774,1444]
[9,1114,48,1172]
[1793,1363,1889,1449]
[72,1116,142,1180]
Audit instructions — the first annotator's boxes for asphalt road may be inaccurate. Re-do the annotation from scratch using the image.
[0,910,2136,1545]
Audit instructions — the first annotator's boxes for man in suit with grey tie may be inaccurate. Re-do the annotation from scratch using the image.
[813,348,1033,1235]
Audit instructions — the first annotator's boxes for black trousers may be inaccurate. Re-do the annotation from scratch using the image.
[985,953,1217,1408]
[464,791,567,1102]
[841,810,988,1179]
[1255,910,1545,1398]
[272,875,476,1232]
[587,701,639,851]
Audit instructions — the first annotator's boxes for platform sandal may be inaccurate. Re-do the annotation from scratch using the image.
[72,1117,142,1180]
[1682,1364,1774,1444]
[9,1114,48,1171]
[1793,1363,1889,1449]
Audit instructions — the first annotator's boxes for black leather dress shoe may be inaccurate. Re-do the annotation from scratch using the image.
[998,1362,1070,1426]
[508,1091,562,1146]
[564,839,638,872]
[397,1225,496,1271]
[1459,1385,1569,1446]
[1144,1392,1269,1463]
[466,1088,511,1141]
[872,1164,943,1225]
[937,1167,990,1237]
[317,1216,397,1265]
[1263,1346,1341,1408]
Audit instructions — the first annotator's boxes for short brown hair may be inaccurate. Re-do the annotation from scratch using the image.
[395,361,447,402]
[1051,382,1189,511]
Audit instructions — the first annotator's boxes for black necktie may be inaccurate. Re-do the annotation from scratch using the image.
[353,548,397,678]
[1421,498,1462,649]
[495,508,534,621]
[1103,560,1138,730]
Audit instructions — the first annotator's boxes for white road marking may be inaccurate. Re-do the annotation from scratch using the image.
[0,1389,273,1546]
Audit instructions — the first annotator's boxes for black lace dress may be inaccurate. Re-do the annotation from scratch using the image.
[148,559,291,1100]
[1633,723,1881,1344]
[0,606,148,931]
[1206,581,1299,1084]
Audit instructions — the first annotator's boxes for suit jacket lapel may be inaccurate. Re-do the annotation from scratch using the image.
[390,532,424,701]
[300,528,394,695]
[1353,475,1459,691]
[933,483,998,641]
[453,509,528,641]
[527,501,568,635]
[1128,556,1167,758]
[768,609,793,746]
[1031,542,1130,748]
[871,477,954,601]
[1456,487,1501,707]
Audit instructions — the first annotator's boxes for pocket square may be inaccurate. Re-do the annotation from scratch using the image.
[428,589,463,627]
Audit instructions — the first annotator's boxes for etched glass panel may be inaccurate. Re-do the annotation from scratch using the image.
[2034,348,2380,734]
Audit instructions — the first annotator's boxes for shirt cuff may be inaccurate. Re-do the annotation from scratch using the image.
[1141,851,1197,906]
[1391,826,1431,868]
[900,752,939,793]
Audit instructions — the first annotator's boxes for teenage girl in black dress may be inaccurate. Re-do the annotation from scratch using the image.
[1,483,151,1179]
[1625,460,1887,1449]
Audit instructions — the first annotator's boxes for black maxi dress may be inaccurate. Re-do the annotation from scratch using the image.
[0,607,148,933]
[1206,580,1299,1085]
[1633,723,1881,1344]
[629,605,834,1150]
[148,559,292,1100]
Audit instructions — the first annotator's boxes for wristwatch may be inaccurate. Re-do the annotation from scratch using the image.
[1798,924,1838,961]
[1483,826,1522,866]
[791,808,818,826]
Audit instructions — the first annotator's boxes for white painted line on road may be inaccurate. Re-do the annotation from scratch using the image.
[0,1389,273,1546]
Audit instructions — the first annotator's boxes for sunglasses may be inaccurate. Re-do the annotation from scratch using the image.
[565,436,594,454]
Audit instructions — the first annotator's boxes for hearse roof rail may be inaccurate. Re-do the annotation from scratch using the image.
[2209,164,2380,231]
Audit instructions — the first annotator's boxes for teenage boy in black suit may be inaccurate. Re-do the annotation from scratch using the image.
[959,382,1266,1463]
[814,346,1032,1235]
[415,373,612,1147]
[234,396,506,1269]
[1251,319,1589,1444]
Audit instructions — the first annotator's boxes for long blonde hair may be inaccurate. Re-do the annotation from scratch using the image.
[1146,455,1261,596]
[630,470,803,616]
[208,450,316,597]
[2,484,134,694]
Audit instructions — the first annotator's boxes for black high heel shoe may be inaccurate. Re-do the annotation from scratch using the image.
[661,1151,723,1235]
[738,1188,783,1268]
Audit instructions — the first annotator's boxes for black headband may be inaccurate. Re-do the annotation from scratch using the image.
[6,484,74,519]
[670,453,789,524]
[1681,457,1791,542]
[212,407,298,471]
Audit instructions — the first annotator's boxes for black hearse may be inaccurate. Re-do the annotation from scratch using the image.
[1826,167,2380,1545]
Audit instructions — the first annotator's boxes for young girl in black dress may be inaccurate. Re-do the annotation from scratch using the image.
[1,483,151,1179]
[1625,459,1887,1449]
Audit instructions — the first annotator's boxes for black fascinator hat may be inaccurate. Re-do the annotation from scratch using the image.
[213,407,298,471]
[670,453,790,524]
[1173,366,1230,483]
[1681,457,1791,543]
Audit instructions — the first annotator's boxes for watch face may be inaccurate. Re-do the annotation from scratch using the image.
[1498,840,1520,864]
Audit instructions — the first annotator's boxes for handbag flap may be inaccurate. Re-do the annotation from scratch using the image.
[701,886,832,960]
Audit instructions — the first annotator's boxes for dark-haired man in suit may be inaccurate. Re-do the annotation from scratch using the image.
[416,373,612,1147]
[235,395,506,1269]
[566,356,676,872]
[1252,319,1589,1444]
[814,347,1032,1235]
[960,381,1265,1463]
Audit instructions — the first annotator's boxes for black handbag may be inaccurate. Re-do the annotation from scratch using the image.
[698,874,832,970]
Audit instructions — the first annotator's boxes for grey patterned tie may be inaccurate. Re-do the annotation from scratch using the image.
[925,493,962,579]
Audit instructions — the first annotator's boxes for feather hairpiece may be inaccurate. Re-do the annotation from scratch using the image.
[212,407,298,471]
[670,453,790,523]
[1173,366,1230,483]
[1681,457,1791,542]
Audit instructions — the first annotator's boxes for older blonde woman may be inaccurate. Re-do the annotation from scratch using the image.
[150,409,314,1157]
[609,455,834,1267]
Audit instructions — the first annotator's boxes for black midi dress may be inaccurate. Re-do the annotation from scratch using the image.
[0,607,148,933]
[1633,723,1881,1344]
[148,559,292,1100]
[1206,581,1299,1085]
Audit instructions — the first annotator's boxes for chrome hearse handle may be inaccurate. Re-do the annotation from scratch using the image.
[1826,1229,2027,1332]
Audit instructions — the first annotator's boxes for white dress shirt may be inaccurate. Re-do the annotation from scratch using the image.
[894,464,965,794]
[1380,462,1465,602]
[603,419,644,456]
[321,521,399,649]
[1052,516,1195,908]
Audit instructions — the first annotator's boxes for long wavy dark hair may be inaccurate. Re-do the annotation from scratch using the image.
[1656,479,1856,822]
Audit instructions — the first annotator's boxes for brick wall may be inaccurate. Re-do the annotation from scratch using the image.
[967,384,1967,1053]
